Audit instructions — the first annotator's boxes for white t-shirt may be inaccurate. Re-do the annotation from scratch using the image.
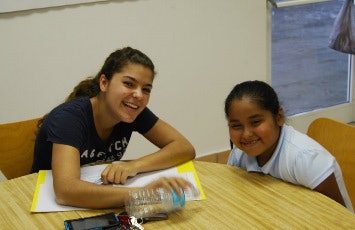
[227,124,354,212]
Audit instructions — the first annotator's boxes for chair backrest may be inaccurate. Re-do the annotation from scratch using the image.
[0,118,41,180]
[307,117,355,210]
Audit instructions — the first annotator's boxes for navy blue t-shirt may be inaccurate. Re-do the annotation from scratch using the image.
[31,97,158,172]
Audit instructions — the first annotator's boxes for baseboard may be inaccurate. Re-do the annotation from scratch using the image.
[195,150,231,164]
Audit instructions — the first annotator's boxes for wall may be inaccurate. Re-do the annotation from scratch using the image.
[0,0,268,159]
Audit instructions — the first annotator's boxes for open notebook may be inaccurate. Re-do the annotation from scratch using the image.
[31,160,205,212]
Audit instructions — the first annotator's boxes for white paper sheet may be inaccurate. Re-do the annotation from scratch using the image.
[31,162,203,212]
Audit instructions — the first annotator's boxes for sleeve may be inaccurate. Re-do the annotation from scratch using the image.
[133,107,159,134]
[45,107,88,150]
[293,149,335,189]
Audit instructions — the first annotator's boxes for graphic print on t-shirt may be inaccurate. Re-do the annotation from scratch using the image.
[80,137,128,163]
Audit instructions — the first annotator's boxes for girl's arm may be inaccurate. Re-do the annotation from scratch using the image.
[138,118,196,171]
[101,119,195,185]
[52,143,192,208]
[314,173,346,207]
[52,143,129,208]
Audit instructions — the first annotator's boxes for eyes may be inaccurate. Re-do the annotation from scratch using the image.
[123,80,152,95]
[229,119,262,130]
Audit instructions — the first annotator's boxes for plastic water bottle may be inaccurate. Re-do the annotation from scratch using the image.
[124,188,188,218]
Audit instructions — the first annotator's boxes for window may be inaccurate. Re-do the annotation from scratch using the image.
[271,0,351,116]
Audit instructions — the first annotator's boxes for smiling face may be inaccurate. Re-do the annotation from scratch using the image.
[227,97,284,165]
[99,63,154,124]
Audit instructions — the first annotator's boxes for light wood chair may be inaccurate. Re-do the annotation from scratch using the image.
[0,117,41,180]
[307,117,355,210]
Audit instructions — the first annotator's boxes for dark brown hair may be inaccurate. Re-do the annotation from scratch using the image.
[39,47,155,127]
[224,80,280,119]
[66,47,155,102]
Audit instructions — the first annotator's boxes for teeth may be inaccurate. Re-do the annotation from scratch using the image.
[124,102,138,109]
[243,140,258,145]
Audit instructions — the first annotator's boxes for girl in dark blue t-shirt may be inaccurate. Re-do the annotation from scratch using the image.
[31,47,195,209]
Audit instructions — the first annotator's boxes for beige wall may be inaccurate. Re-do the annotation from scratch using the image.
[0,0,268,159]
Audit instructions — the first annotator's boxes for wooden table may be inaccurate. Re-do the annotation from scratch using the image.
[0,161,354,229]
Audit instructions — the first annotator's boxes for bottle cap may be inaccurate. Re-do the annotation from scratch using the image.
[171,189,186,207]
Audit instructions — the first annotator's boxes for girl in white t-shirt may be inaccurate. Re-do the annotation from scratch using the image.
[225,80,353,212]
